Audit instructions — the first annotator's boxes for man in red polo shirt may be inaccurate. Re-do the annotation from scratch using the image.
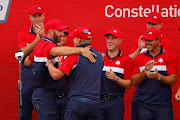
[99,28,133,120]
[17,5,45,120]
[130,12,172,120]
[129,12,171,60]
[131,28,177,120]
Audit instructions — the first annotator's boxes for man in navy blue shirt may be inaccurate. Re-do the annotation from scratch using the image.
[46,27,104,120]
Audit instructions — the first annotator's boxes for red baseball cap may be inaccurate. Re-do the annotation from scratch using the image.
[69,27,92,40]
[104,28,123,39]
[146,12,162,24]
[142,28,161,40]
[45,19,69,32]
[29,5,44,16]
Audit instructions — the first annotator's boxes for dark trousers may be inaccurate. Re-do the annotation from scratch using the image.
[56,91,68,120]
[32,88,57,120]
[21,69,34,120]
[131,99,139,120]
[137,101,173,120]
[99,96,124,120]
[65,98,100,120]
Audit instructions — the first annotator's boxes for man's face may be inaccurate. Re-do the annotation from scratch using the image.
[147,22,162,30]
[29,13,45,25]
[106,35,121,52]
[145,38,160,51]
[56,33,67,47]
[52,29,64,44]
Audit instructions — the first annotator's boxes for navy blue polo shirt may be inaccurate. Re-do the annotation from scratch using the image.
[28,37,58,89]
[101,49,133,96]
[132,46,178,107]
[58,44,104,102]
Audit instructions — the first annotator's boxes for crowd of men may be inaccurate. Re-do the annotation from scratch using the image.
[18,4,179,120]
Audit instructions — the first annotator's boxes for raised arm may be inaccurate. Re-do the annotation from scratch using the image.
[50,46,97,63]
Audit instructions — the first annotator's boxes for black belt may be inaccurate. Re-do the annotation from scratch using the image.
[56,91,68,98]
[100,94,123,100]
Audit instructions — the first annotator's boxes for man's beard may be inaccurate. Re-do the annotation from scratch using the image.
[53,30,60,43]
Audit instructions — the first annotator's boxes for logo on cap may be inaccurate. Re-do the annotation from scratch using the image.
[110,30,117,33]
[153,16,157,19]
[59,22,63,24]
[147,32,152,34]
[150,15,157,19]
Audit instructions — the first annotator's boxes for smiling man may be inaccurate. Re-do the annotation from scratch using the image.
[99,28,133,120]
[131,28,178,120]
[24,20,97,120]
[129,12,172,60]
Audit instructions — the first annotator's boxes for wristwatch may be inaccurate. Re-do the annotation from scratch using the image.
[45,62,52,67]
[115,76,119,82]
[157,74,162,81]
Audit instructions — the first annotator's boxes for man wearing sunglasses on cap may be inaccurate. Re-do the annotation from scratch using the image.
[46,27,104,120]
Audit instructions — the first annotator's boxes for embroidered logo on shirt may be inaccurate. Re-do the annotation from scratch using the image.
[26,43,29,46]
[115,60,120,65]
[158,58,163,63]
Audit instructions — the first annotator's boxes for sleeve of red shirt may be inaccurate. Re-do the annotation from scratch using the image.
[123,56,133,79]
[18,31,27,49]
[132,54,141,75]
[58,55,79,75]
[45,42,57,59]
[166,52,178,75]
[28,50,34,63]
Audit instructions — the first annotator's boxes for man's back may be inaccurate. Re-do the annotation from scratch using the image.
[68,47,104,101]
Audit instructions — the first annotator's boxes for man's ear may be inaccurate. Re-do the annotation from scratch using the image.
[118,38,122,45]
[29,15,32,21]
[78,38,81,43]
[159,23,163,29]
